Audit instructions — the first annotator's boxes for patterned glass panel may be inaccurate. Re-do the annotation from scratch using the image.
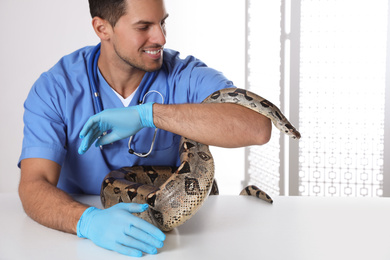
[298,0,387,196]
[246,0,282,196]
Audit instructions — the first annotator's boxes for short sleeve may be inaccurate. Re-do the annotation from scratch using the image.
[164,52,235,104]
[187,65,234,102]
[18,72,67,167]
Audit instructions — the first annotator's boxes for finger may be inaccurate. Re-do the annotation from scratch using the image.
[108,203,165,242]
[108,202,147,213]
[79,116,99,138]
[119,230,159,255]
[125,225,164,249]
[78,127,102,154]
[112,243,143,257]
[95,131,121,147]
[131,218,166,242]
[126,204,166,241]
[79,130,100,153]
[126,203,149,213]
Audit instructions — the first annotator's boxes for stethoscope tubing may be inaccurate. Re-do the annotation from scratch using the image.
[88,43,104,114]
[87,43,168,157]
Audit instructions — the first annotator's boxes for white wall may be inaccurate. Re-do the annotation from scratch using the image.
[0,0,246,194]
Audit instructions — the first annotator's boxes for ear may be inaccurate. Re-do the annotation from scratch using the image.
[92,17,112,41]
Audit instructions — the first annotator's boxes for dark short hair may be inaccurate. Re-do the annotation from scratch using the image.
[88,0,127,27]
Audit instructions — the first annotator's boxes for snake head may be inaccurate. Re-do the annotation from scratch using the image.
[285,124,301,139]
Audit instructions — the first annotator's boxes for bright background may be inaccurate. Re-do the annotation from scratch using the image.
[0,0,246,194]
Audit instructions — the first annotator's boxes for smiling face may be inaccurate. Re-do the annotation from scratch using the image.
[109,0,168,73]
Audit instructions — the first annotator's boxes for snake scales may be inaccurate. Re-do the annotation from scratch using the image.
[100,88,301,231]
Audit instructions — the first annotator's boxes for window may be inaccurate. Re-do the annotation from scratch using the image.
[246,0,389,197]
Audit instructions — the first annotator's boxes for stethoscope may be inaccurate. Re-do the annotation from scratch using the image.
[88,43,168,157]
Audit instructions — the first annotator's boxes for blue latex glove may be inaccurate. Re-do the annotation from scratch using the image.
[78,103,155,154]
[77,203,165,257]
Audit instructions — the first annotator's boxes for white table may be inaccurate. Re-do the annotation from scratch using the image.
[1,193,390,260]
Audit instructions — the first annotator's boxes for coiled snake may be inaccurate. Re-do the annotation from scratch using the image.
[100,88,301,231]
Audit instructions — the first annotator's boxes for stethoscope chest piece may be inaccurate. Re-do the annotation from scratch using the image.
[127,90,164,158]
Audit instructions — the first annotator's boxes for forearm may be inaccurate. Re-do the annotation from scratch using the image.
[153,103,272,148]
[20,180,87,234]
[19,159,88,234]
[19,160,165,258]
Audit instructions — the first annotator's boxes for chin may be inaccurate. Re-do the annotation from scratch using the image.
[143,62,163,72]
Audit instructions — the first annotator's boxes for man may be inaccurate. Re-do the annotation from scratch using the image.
[18,0,271,257]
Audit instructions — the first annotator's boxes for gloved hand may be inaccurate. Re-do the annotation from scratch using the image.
[78,103,155,154]
[77,203,165,257]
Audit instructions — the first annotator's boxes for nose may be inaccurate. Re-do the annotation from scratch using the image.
[151,24,166,46]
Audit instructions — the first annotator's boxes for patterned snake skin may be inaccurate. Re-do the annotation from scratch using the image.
[100,88,301,231]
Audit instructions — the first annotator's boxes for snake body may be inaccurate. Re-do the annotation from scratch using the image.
[100,88,301,231]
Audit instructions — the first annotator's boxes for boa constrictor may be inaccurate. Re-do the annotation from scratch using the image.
[100,88,301,231]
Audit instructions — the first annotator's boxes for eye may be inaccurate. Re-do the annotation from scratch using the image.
[137,26,149,31]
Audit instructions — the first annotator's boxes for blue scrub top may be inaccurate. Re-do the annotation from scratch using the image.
[19,45,235,194]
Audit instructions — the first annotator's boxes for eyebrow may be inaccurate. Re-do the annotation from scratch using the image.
[134,13,169,25]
